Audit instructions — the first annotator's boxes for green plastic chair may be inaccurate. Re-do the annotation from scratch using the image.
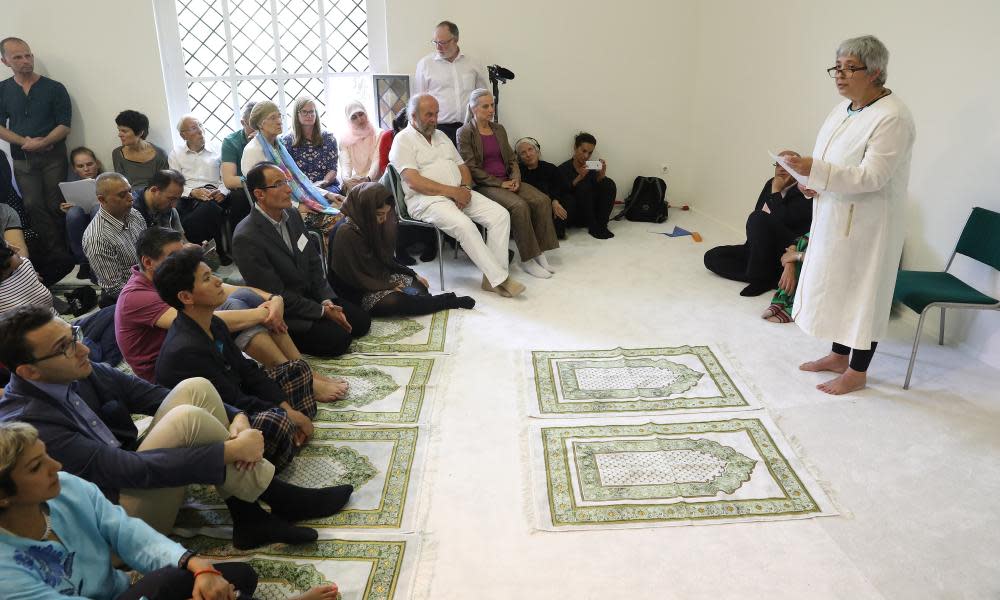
[893,207,1000,389]
[379,165,445,290]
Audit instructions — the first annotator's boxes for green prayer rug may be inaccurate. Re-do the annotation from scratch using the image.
[305,356,438,424]
[529,346,757,417]
[530,412,836,530]
[176,426,423,531]
[349,311,449,354]
[179,534,417,600]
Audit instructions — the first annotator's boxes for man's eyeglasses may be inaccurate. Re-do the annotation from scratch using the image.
[28,326,82,364]
[431,38,455,47]
[262,179,292,190]
[827,65,867,78]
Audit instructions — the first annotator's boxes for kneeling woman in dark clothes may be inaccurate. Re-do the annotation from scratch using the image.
[329,183,475,316]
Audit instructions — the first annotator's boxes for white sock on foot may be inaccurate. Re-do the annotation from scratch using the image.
[522,259,552,278]
[535,253,555,273]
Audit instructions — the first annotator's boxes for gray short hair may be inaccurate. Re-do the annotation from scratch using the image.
[467,88,492,123]
[0,422,39,499]
[407,93,434,120]
[240,101,258,123]
[837,35,889,86]
[96,171,130,196]
[176,114,198,133]
[437,21,459,39]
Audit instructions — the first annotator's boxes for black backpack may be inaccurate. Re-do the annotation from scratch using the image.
[615,176,667,223]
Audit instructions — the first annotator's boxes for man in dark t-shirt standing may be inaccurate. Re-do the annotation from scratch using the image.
[0,37,72,264]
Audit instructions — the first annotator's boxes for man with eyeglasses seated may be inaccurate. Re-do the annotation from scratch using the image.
[82,173,147,307]
[0,305,354,549]
[414,20,488,146]
[232,162,370,357]
[169,115,231,265]
[703,150,812,297]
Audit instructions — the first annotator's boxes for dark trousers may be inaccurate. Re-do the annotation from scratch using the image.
[65,205,96,268]
[227,188,253,234]
[832,341,879,372]
[178,196,227,247]
[115,562,257,600]
[436,122,463,147]
[703,211,799,285]
[565,177,616,235]
[12,141,70,259]
[289,298,371,357]
[78,305,122,366]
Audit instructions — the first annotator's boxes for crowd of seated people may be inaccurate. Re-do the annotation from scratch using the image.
[0,23,686,596]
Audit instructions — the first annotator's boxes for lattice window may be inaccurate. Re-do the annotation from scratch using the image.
[173,0,371,143]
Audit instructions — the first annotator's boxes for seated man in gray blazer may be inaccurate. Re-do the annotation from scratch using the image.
[232,162,370,356]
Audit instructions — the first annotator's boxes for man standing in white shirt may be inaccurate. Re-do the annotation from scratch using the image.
[389,94,524,298]
[414,21,488,146]
[168,115,230,264]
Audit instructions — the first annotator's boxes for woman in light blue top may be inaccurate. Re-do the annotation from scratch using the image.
[0,421,260,600]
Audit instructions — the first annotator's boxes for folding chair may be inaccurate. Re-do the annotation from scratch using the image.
[379,165,446,290]
[893,207,1000,389]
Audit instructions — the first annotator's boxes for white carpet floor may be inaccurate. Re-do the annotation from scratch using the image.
[395,210,1000,600]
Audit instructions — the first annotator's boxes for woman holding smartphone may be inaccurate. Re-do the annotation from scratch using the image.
[557,132,617,239]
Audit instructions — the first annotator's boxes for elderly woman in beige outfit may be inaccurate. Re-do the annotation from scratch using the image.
[457,89,558,279]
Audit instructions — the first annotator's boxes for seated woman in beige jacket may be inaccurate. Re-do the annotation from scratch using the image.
[456,89,558,279]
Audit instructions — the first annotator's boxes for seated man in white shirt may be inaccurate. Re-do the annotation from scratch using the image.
[414,20,488,145]
[389,94,523,297]
[168,115,230,264]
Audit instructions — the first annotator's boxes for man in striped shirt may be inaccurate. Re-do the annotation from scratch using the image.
[82,172,146,306]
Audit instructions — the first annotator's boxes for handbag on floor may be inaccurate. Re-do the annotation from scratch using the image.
[615,176,667,223]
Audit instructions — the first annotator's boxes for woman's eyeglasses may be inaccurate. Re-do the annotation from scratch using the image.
[827,65,867,78]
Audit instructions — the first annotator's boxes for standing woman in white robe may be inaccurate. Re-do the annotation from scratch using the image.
[783,35,916,395]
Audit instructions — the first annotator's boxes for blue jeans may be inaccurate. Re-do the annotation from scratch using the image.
[77,305,122,366]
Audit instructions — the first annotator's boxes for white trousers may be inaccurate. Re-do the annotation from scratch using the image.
[407,192,511,287]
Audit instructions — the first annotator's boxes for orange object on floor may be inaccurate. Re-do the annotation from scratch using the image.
[691,232,703,242]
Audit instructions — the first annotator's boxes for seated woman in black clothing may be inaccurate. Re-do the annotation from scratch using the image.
[515,137,573,240]
[556,132,617,239]
[329,183,475,316]
[703,151,812,297]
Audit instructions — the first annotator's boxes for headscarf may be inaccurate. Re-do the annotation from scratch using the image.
[337,101,379,179]
[341,182,396,263]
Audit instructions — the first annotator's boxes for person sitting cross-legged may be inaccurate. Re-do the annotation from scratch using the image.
[329,182,476,316]
[233,162,371,357]
[153,246,328,469]
[116,226,348,400]
[0,306,353,548]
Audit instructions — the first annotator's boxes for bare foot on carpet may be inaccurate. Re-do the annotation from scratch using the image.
[799,352,849,373]
[290,583,339,600]
[314,376,350,402]
[817,369,867,395]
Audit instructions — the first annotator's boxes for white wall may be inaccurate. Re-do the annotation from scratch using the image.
[381,0,701,207]
[686,0,1000,367]
[6,0,998,366]
[3,0,173,171]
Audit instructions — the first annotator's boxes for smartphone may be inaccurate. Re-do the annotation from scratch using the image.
[585,160,602,170]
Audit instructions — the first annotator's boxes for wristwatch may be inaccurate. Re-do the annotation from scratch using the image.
[178,550,197,570]
[460,184,472,190]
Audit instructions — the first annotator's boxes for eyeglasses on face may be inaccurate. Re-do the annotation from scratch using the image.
[431,38,455,47]
[298,109,317,116]
[827,65,867,78]
[29,326,82,363]
[262,179,292,190]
